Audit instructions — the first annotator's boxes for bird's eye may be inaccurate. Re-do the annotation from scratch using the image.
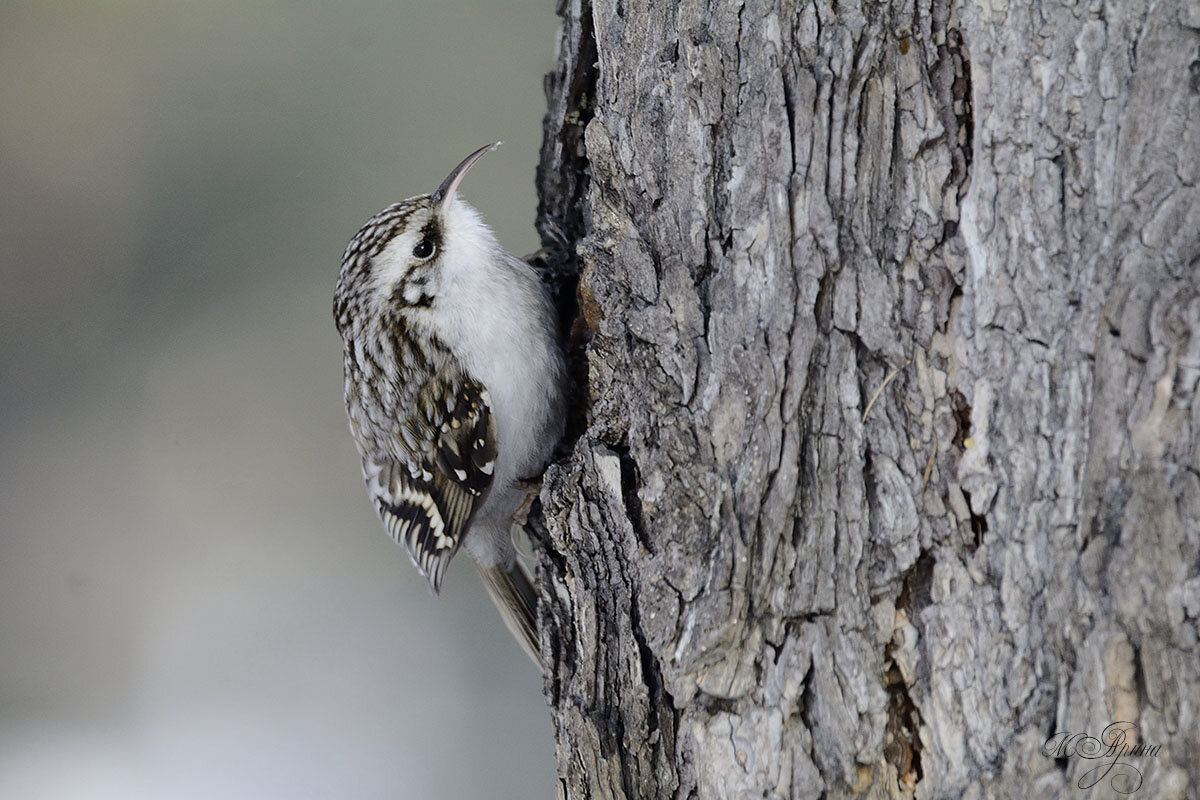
[412,238,436,260]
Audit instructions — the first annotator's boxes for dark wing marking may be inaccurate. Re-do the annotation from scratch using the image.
[433,381,497,498]
[364,374,497,592]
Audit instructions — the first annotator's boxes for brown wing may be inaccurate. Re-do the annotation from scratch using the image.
[365,377,497,592]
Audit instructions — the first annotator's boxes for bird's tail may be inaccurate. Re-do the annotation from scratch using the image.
[474,558,541,668]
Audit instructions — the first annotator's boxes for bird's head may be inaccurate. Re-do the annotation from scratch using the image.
[334,142,500,335]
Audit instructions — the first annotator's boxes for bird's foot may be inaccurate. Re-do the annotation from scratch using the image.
[511,475,543,526]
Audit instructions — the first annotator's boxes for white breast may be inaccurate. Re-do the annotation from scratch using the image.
[432,198,566,522]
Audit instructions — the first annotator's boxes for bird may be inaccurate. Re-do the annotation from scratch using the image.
[333,143,566,666]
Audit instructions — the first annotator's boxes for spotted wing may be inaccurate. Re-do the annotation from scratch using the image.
[365,378,497,592]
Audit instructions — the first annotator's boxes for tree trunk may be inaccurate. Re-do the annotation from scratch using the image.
[532,1,1200,797]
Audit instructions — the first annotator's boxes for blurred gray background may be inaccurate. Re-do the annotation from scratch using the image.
[0,3,558,797]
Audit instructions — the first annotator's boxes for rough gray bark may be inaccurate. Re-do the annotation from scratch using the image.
[532,1,1200,797]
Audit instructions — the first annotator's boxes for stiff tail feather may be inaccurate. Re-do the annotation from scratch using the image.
[474,560,541,668]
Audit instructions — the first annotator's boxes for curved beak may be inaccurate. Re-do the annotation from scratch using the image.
[431,142,500,212]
